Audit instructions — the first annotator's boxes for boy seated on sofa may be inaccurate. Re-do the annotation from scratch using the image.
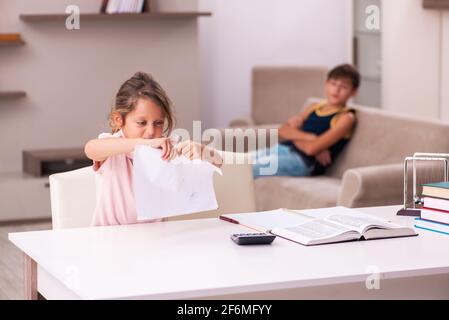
[251,64,360,178]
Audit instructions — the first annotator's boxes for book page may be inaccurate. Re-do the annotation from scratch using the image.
[325,212,397,234]
[220,209,313,233]
[286,219,354,239]
[272,219,359,245]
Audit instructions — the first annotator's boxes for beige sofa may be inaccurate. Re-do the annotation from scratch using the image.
[229,66,328,128]
[216,67,449,211]
[224,99,449,211]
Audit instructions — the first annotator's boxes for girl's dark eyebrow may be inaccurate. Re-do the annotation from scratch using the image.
[133,117,164,122]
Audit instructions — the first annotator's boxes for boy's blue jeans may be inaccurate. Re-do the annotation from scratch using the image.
[250,143,315,179]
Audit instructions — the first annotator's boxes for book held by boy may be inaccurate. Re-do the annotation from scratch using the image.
[220,207,417,246]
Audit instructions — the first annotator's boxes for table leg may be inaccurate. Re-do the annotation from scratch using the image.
[23,253,37,300]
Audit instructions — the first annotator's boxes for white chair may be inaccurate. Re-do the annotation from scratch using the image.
[49,152,256,229]
[49,166,96,229]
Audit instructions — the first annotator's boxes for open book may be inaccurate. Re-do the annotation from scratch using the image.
[220,207,417,246]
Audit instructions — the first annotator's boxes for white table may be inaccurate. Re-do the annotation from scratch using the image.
[8,205,449,299]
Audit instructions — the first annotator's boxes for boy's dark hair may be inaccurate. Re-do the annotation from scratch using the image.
[327,64,361,90]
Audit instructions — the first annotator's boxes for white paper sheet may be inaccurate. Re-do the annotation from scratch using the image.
[133,144,222,220]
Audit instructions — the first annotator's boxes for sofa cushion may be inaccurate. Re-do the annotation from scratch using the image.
[254,176,341,211]
[252,66,327,125]
[327,106,449,178]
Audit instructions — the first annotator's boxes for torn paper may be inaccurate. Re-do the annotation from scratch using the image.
[133,144,222,220]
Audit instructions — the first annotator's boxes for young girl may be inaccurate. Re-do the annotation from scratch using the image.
[85,72,222,226]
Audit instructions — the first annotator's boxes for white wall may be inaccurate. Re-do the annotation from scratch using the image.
[442,12,449,121]
[1,0,353,173]
[0,0,200,173]
[382,0,444,120]
[198,0,352,129]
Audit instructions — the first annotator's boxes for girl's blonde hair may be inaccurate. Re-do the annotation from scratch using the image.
[108,72,176,135]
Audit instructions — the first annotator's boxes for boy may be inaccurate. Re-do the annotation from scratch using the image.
[252,64,360,178]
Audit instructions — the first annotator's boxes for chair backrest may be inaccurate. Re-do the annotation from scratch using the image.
[251,66,328,125]
[166,152,256,221]
[49,152,256,228]
[49,166,96,229]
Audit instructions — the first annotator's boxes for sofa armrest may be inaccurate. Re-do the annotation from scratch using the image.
[338,163,404,208]
[229,115,255,128]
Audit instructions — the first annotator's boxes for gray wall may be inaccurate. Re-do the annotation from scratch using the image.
[382,0,449,121]
[0,0,200,173]
[198,0,352,129]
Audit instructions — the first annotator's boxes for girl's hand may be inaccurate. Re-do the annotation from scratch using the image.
[176,140,223,168]
[175,140,204,161]
[146,138,175,161]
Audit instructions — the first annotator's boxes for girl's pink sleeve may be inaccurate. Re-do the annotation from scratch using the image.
[92,132,114,173]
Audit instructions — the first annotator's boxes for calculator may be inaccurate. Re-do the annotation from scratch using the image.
[231,233,276,245]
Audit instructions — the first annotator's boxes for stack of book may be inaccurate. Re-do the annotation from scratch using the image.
[414,181,449,235]
[100,0,147,14]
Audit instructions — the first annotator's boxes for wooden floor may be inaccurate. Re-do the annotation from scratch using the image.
[0,221,51,300]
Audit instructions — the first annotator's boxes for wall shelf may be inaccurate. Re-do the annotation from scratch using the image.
[423,0,449,9]
[20,12,212,22]
[23,147,90,177]
[0,91,26,99]
[0,33,25,46]
[0,39,25,46]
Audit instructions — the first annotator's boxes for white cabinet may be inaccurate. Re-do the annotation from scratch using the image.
[0,173,51,221]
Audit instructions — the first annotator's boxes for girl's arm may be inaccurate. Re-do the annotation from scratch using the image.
[293,112,356,157]
[84,137,173,162]
[278,105,317,142]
